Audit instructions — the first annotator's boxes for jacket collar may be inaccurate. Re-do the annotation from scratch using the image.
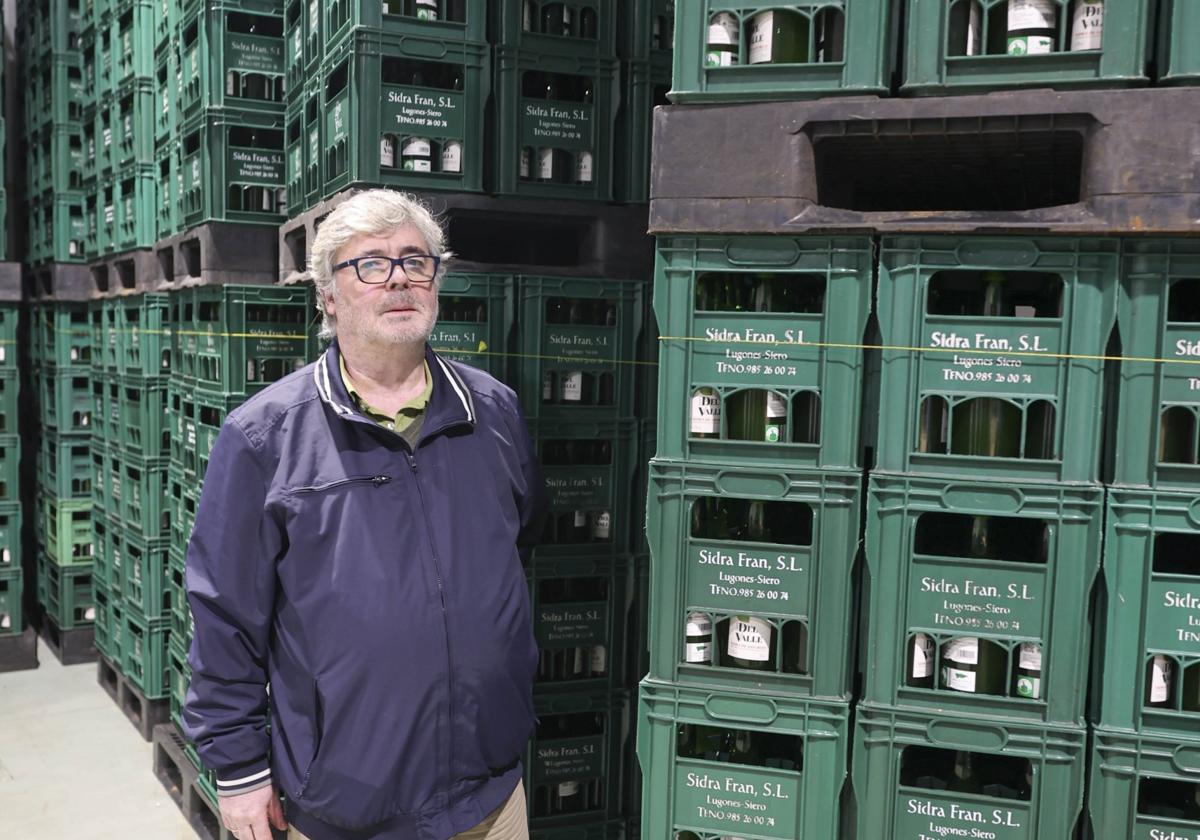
[314,339,476,433]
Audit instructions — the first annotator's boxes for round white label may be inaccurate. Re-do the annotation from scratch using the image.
[943,666,977,693]
[911,634,934,679]
[1018,643,1042,671]
[84,607,96,621]
[707,14,738,45]
[943,636,979,665]
[1070,2,1103,50]
[748,11,775,64]
[575,151,594,183]
[727,615,772,661]
[690,390,721,434]
[561,371,583,401]
[1008,0,1057,30]
[441,141,463,173]
[380,137,396,168]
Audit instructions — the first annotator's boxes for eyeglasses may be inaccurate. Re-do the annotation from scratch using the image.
[333,253,442,286]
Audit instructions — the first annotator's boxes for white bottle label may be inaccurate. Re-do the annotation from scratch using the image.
[1008,0,1057,30]
[523,2,533,30]
[690,390,721,434]
[520,148,532,179]
[416,1,438,21]
[84,606,96,621]
[2,548,10,564]
[1016,675,1041,699]
[943,666,977,693]
[912,634,933,678]
[1150,656,1172,703]
[707,14,738,46]
[561,371,583,402]
[685,641,712,663]
[944,636,979,665]
[589,645,606,673]
[380,137,396,168]
[542,371,553,400]
[441,141,463,173]
[575,151,594,183]
[538,147,555,180]
[705,50,737,67]
[686,614,713,662]
[1070,1,1103,50]
[1018,643,1042,670]
[1008,35,1054,54]
[727,615,772,661]
[0,614,8,629]
[687,613,713,636]
[591,511,611,540]
[572,646,585,674]
[765,391,787,442]
[748,12,774,64]
[967,2,982,55]
[558,780,580,797]
[573,510,588,527]
[402,138,432,171]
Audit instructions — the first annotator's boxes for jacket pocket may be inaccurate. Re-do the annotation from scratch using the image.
[295,679,325,800]
[288,475,392,495]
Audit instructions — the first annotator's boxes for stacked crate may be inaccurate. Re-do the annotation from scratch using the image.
[637,235,868,840]
[20,0,86,265]
[0,302,20,645]
[31,302,97,659]
[1088,240,1200,838]
[164,283,316,801]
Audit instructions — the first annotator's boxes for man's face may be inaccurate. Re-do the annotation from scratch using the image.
[325,224,440,348]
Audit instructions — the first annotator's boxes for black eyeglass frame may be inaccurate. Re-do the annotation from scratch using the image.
[333,253,444,286]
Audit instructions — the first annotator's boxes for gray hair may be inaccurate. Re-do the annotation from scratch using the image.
[310,189,453,340]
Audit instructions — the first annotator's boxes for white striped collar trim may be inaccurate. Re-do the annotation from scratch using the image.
[217,768,272,788]
[313,349,355,417]
[434,353,476,424]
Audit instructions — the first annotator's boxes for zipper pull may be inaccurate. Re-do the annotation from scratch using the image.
[372,475,391,487]
[407,454,418,473]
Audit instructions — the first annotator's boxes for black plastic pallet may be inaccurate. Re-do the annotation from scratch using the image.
[38,613,95,665]
[280,189,653,286]
[0,627,38,673]
[97,653,171,742]
[153,223,279,290]
[88,249,156,298]
[24,263,91,301]
[152,723,287,840]
[650,86,1200,235]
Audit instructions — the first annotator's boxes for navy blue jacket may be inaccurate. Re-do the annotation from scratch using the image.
[182,342,546,840]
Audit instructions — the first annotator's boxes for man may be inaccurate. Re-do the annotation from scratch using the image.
[182,189,546,840]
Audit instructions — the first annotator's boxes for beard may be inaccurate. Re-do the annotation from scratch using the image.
[337,289,439,347]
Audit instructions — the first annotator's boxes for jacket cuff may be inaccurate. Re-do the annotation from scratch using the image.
[215,759,273,797]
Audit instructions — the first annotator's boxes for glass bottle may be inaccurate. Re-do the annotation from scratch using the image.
[1013,642,1042,699]
[1070,0,1103,50]
[1007,0,1057,54]
[908,633,935,688]
[748,8,809,64]
[1146,655,1174,708]
[685,612,713,664]
[726,615,774,671]
[705,12,739,67]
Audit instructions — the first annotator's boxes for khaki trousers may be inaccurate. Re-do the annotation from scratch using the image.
[288,780,528,840]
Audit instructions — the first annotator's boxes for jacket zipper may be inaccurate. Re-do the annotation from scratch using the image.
[290,475,391,494]
[404,450,455,810]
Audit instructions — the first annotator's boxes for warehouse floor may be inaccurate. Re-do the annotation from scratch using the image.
[0,640,193,838]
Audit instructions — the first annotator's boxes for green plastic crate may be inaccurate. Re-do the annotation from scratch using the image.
[167,635,191,728]
[110,0,156,86]
[30,123,86,195]
[1157,0,1200,85]
[636,678,849,840]
[154,44,181,145]
[1094,488,1200,737]
[0,372,17,435]
[27,191,88,265]
[634,421,655,555]
[89,300,117,376]
[617,0,675,61]
[153,0,177,48]
[0,567,22,635]
[851,703,1086,840]
[94,586,119,657]
[92,515,118,591]
[516,275,644,421]
[179,5,286,119]
[21,0,83,55]
[194,390,246,482]
[178,284,314,396]
[39,554,96,629]
[491,0,616,58]
[115,294,172,379]
[38,369,93,432]
[494,48,618,201]
[0,503,21,571]
[324,0,486,55]
[113,452,170,538]
[284,0,322,92]
[654,235,872,470]
[532,418,638,558]
[0,436,17,504]
[527,690,627,828]
[902,0,1153,95]
[37,493,94,565]
[1089,727,1200,840]
[863,473,1102,725]
[109,77,156,170]
[669,0,896,103]
[1114,240,1200,489]
[180,107,286,228]
[428,272,515,381]
[108,166,158,254]
[320,28,488,198]
[117,379,170,460]
[156,146,183,238]
[121,605,170,698]
[24,55,84,130]
[40,432,92,500]
[0,306,20,372]
[284,76,324,212]
[644,458,861,697]
[528,554,631,693]
[168,550,194,648]
[167,470,199,556]
[614,57,670,204]
[876,236,1118,483]
[33,302,92,370]
[121,533,171,619]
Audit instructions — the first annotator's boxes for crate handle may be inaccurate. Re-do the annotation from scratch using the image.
[702,694,780,726]
[397,36,450,60]
[713,471,789,499]
[1185,498,1200,529]
[954,240,1039,268]
[1172,745,1200,775]
[925,720,1007,751]
[939,484,1025,514]
[724,238,801,268]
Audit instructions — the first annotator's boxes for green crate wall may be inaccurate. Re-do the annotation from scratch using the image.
[122,606,170,698]
[178,4,287,119]
[1114,239,1200,488]
[179,107,286,227]
[29,122,85,196]
[1089,728,1200,839]
[645,458,860,698]
[283,76,322,214]
[616,0,675,61]
[875,236,1118,483]
[653,235,872,470]
[614,57,669,204]
[493,47,618,202]
[27,192,88,265]
[901,0,1154,94]
[0,568,23,635]
[637,678,849,840]
[19,0,83,57]
[39,432,93,500]
[863,473,1102,725]
[0,504,22,571]
[24,54,84,131]
[322,0,487,64]
[426,271,515,382]
[492,0,616,59]
[318,28,489,199]
[1157,0,1200,85]
[852,703,1086,840]
[37,553,96,629]
[669,0,896,103]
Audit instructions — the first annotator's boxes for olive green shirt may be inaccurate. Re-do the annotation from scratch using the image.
[339,356,433,449]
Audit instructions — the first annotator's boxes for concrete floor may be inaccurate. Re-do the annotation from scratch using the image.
[0,638,195,839]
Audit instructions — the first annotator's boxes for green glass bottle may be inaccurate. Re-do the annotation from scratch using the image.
[726,614,774,670]
[907,632,935,688]
[1013,642,1042,700]
[948,751,982,794]
[748,9,809,64]
[1146,655,1175,708]
[951,273,1021,458]
[690,387,721,438]
[1007,0,1057,54]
